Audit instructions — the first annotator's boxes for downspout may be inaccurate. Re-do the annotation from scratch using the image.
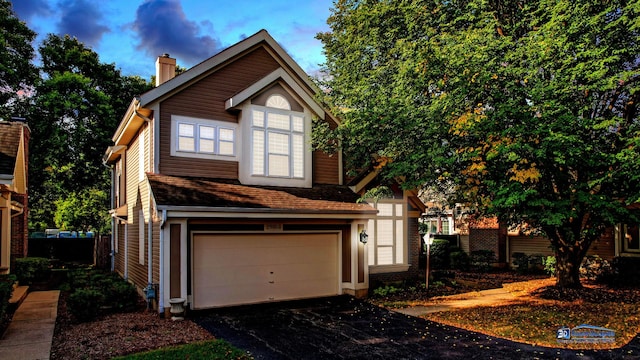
[158,209,167,314]
[147,206,153,287]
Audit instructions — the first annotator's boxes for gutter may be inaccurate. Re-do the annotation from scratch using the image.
[158,209,167,314]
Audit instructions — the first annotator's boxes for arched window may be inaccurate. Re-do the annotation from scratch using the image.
[265,94,291,110]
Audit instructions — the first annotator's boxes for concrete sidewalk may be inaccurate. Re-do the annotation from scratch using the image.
[393,287,516,317]
[0,290,60,360]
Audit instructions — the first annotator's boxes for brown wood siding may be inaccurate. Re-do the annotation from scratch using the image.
[342,229,351,283]
[152,221,160,283]
[509,232,615,261]
[170,224,181,298]
[314,150,340,184]
[159,47,280,178]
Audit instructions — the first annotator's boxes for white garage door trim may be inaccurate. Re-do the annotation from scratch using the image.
[191,231,341,309]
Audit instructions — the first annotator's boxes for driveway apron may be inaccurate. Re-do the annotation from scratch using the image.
[193,295,637,360]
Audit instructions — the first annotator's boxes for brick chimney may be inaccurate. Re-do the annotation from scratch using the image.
[155,54,176,86]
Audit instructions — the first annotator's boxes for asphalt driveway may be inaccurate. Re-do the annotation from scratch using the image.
[193,295,638,359]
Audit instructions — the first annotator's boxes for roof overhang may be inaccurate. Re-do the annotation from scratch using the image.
[225,68,325,119]
[157,205,378,220]
[111,98,153,146]
[103,145,127,165]
[109,204,128,220]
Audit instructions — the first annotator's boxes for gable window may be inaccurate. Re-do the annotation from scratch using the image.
[251,95,304,178]
[367,200,407,269]
[171,116,236,159]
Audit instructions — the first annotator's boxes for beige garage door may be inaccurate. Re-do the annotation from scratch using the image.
[192,233,340,309]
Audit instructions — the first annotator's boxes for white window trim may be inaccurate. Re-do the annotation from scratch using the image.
[238,102,312,188]
[170,115,238,161]
[367,199,409,271]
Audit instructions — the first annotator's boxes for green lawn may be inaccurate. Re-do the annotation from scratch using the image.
[112,339,253,360]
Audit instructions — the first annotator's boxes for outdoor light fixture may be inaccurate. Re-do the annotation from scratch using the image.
[359,229,368,244]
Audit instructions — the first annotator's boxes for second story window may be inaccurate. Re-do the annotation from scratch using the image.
[251,95,304,178]
[172,116,236,159]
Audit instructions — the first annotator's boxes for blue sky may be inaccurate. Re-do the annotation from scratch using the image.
[12,0,333,79]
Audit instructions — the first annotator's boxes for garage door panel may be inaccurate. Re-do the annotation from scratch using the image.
[193,233,339,309]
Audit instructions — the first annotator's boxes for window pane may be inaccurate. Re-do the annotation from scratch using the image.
[292,116,304,132]
[376,219,394,245]
[252,130,264,175]
[396,220,403,263]
[377,247,393,265]
[253,110,264,127]
[626,225,640,250]
[292,134,304,178]
[220,128,234,141]
[179,123,194,136]
[268,154,289,177]
[199,139,214,153]
[377,203,393,217]
[178,137,194,151]
[266,95,291,110]
[395,204,403,216]
[268,113,290,130]
[200,125,215,139]
[268,132,289,154]
[219,141,234,155]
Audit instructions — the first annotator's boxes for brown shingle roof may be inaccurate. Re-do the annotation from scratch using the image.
[0,122,23,176]
[147,173,377,215]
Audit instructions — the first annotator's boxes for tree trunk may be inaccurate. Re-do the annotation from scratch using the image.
[554,247,584,289]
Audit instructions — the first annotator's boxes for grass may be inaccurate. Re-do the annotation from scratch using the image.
[112,339,253,360]
[421,279,640,349]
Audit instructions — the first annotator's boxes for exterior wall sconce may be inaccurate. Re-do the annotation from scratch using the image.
[359,229,368,244]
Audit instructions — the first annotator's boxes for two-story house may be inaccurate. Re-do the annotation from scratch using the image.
[0,118,29,274]
[104,30,424,314]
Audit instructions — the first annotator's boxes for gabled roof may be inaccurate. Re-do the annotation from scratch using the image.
[0,121,26,185]
[139,29,317,108]
[147,173,377,217]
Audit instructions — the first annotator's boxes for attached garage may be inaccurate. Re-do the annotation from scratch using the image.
[192,232,340,309]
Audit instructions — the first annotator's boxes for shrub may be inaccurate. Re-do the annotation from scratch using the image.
[372,284,401,297]
[449,250,470,270]
[511,252,529,274]
[67,288,104,322]
[13,257,50,285]
[429,239,451,269]
[580,255,612,281]
[105,279,139,311]
[0,274,16,321]
[544,256,556,276]
[599,256,640,287]
[470,250,496,272]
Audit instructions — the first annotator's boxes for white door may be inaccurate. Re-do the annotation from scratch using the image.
[192,233,340,309]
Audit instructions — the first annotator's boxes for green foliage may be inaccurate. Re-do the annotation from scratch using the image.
[544,256,556,277]
[112,339,252,360]
[429,239,451,269]
[470,250,496,272]
[13,257,50,285]
[27,34,153,230]
[0,274,16,322]
[372,284,401,297]
[318,0,640,289]
[0,0,38,120]
[604,257,640,287]
[65,269,140,321]
[449,250,470,270]
[511,253,530,274]
[67,288,104,322]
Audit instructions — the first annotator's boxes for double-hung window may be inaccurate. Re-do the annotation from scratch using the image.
[251,97,305,178]
[172,116,236,159]
[367,200,407,269]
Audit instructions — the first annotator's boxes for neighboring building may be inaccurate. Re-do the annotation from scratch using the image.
[0,118,30,274]
[104,30,424,314]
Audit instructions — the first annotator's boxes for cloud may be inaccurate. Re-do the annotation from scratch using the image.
[56,0,110,47]
[132,0,221,66]
[10,0,53,21]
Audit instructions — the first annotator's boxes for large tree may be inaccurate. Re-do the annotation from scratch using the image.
[317,0,640,288]
[0,0,38,120]
[28,34,152,231]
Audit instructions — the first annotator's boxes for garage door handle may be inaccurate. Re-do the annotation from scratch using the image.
[268,281,275,284]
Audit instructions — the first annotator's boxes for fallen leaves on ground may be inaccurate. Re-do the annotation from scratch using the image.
[50,295,213,360]
[423,278,640,349]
